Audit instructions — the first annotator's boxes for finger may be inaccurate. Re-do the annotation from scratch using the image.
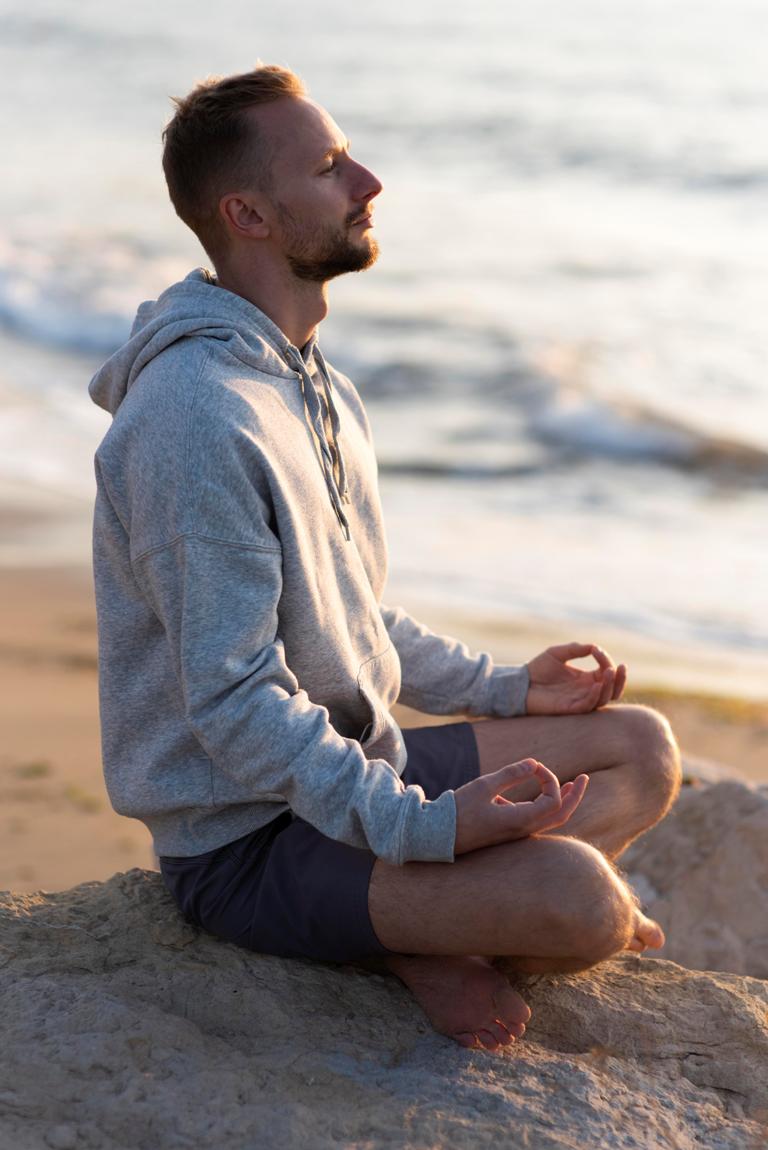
[492,760,562,809]
[588,645,615,672]
[516,768,579,830]
[484,758,544,797]
[568,677,603,714]
[563,772,589,811]
[530,761,563,804]
[491,770,567,835]
[535,774,589,830]
[596,668,615,709]
[545,642,595,663]
[613,663,627,700]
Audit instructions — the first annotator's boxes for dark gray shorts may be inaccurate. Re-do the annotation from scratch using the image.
[159,721,479,963]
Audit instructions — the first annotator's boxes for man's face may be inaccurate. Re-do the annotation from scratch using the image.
[247,97,383,282]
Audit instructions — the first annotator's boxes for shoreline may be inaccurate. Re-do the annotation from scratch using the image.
[0,563,765,896]
[392,598,768,703]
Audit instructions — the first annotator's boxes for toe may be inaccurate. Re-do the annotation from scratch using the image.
[490,1019,517,1046]
[454,1032,479,1049]
[494,981,532,1027]
[475,1028,502,1051]
[636,914,665,949]
[645,922,665,949]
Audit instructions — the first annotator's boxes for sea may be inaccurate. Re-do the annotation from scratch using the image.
[1,0,767,695]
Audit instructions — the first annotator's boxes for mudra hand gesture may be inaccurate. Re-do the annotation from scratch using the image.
[454,758,588,855]
[526,642,627,716]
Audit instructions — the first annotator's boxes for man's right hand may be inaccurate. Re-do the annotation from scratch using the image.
[453,759,589,856]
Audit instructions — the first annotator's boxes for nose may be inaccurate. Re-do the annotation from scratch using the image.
[352,159,383,203]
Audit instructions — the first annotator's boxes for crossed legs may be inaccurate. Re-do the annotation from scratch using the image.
[368,704,681,1050]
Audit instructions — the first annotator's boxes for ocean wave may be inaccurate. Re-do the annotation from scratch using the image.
[2,230,766,486]
[0,233,181,357]
[370,374,768,485]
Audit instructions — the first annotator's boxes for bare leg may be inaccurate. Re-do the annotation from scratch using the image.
[376,705,678,1049]
[370,833,638,1050]
[471,704,681,859]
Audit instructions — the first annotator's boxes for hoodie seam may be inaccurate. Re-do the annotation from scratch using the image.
[184,349,213,534]
[133,532,282,566]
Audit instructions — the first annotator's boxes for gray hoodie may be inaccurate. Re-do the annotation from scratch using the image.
[89,269,529,865]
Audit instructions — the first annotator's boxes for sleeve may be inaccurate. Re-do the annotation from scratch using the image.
[380,603,529,718]
[133,536,456,867]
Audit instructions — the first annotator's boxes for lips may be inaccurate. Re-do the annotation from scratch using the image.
[350,212,373,227]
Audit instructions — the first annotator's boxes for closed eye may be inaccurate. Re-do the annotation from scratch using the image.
[318,139,351,175]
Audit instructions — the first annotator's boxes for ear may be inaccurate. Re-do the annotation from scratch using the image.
[218,192,271,240]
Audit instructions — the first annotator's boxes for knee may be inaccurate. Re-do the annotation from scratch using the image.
[614,703,682,818]
[550,838,635,964]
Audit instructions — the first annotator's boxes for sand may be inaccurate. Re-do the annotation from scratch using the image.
[1,563,766,895]
[0,566,153,893]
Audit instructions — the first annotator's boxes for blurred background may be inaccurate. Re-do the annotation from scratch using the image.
[1,0,766,891]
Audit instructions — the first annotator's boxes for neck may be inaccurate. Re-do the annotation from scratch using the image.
[214,257,329,348]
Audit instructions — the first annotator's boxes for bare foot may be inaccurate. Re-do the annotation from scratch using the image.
[626,909,665,953]
[385,954,531,1052]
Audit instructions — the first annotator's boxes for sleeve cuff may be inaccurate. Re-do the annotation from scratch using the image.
[394,787,457,865]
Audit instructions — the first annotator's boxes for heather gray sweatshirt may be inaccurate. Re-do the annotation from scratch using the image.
[89,269,529,864]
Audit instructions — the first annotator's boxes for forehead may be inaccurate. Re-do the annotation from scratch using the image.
[246,97,345,173]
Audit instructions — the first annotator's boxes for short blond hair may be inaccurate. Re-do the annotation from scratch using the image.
[162,64,306,262]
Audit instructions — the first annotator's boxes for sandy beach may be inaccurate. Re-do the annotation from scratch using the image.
[0,562,765,896]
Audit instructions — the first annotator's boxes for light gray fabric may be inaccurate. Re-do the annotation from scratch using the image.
[89,269,530,864]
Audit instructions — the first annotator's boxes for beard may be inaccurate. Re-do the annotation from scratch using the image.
[276,203,380,283]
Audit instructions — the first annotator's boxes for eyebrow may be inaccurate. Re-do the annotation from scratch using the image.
[321,139,352,160]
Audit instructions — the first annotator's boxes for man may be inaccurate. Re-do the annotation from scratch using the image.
[89,65,680,1052]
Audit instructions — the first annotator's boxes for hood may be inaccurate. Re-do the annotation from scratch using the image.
[89,268,352,540]
[89,268,300,416]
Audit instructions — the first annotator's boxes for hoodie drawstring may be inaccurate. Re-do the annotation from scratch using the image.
[314,346,351,506]
[288,347,351,541]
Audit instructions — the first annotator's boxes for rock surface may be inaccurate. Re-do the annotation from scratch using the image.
[623,779,768,978]
[1,868,767,1150]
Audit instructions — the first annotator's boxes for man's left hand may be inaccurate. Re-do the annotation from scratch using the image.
[525,642,626,716]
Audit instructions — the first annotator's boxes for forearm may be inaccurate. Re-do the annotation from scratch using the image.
[381,603,529,717]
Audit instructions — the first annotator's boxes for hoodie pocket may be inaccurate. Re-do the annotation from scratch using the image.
[356,643,401,756]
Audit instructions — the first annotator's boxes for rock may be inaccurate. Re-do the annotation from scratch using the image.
[44,1127,79,1150]
[622,779,768,978]
[680,754,749,786]
[1,870,767,1149]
